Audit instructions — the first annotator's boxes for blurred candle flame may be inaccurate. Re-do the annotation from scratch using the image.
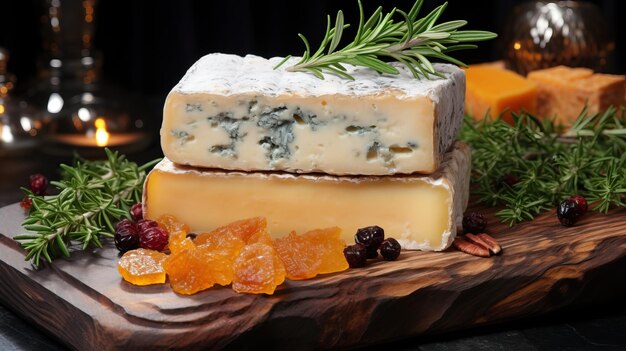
[95,117,109,147]
[1,123,13,143]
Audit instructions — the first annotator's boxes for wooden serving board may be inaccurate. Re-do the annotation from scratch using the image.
[1,202,625,350]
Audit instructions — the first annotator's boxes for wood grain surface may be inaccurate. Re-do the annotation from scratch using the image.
[0,202,625,350]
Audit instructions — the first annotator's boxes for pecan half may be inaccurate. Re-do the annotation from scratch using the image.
[452,237,491,258]
[465,234,491,251]
[476,233,502,255]
[465,233,502,256]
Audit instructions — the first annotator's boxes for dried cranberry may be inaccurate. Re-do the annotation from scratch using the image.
[137,219,158,233]
[380,238,401,261]
[568,195,588,215]
[129,203,143,221]
[116,219,138,236]
[463,212,487,234]
[114,219,139,252]
[139,226,169,251]
[29,174,48,196]
[343,244,367,268]
[557,199,583,227]
[19,196,32,210]
[355,226,385,252]
[366,247,379,259]
[115,232,139,252]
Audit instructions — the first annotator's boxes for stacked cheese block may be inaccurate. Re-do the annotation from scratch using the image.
[143,54,470,251]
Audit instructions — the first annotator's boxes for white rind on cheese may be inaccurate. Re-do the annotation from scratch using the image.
[172,53,463,99]
[143,142,471,251]
[161,53,465,175]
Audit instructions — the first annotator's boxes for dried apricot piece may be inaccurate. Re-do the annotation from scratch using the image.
[208,217,268,244]
[118,248,167,286]
[156,214,190,237]
[195,231,246,259]
[232,243,285,295]
[273,231,320,280]
[246,228,273,246]
[156,214,192,253]
[273,227,348,280]
[273,250,286,286]
[164,246,233,295]
[303,227,348,274]
[168,235,195,255]
[195,245,234,286]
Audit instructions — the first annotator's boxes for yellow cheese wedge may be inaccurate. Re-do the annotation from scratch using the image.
[528,66,626,123]
[465,65,538,123]
[143,143,471,251]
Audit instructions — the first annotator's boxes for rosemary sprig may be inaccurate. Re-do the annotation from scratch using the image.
[13,149,160,267]
[275,0,496,79]
[460,106,626,226]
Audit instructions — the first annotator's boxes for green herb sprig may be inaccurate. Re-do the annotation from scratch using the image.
[274,0,496,80]
[14,149,160,267]
[460,106,626,225]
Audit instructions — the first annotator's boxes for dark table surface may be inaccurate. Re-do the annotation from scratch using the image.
[1,145,625,351]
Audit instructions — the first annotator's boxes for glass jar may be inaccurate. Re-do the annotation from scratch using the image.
[502,1,614,75]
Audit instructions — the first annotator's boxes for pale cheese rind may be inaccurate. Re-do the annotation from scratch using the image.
[143,142,470,251]
[161,53,465,175]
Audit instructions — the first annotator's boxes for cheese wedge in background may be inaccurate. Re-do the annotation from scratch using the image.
[464,65,537,123]
[144,142,471,251]
[528,66,626,123]
[161,53,465,176]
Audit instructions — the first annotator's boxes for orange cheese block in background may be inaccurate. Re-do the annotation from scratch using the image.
[464,65,538,123]
[528,66,626,124]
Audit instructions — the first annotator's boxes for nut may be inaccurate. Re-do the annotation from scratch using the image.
[465,233,502,256]
[476,233,502,255]
[465,233,491,251]
[452,237,491,258]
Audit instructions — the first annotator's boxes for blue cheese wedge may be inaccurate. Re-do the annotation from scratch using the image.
[144,142,471,251]
[162,53,465,175]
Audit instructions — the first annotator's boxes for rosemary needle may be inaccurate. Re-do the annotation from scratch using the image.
[275,0,496,80]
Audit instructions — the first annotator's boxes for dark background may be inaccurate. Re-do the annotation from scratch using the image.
[1,0,625,100]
